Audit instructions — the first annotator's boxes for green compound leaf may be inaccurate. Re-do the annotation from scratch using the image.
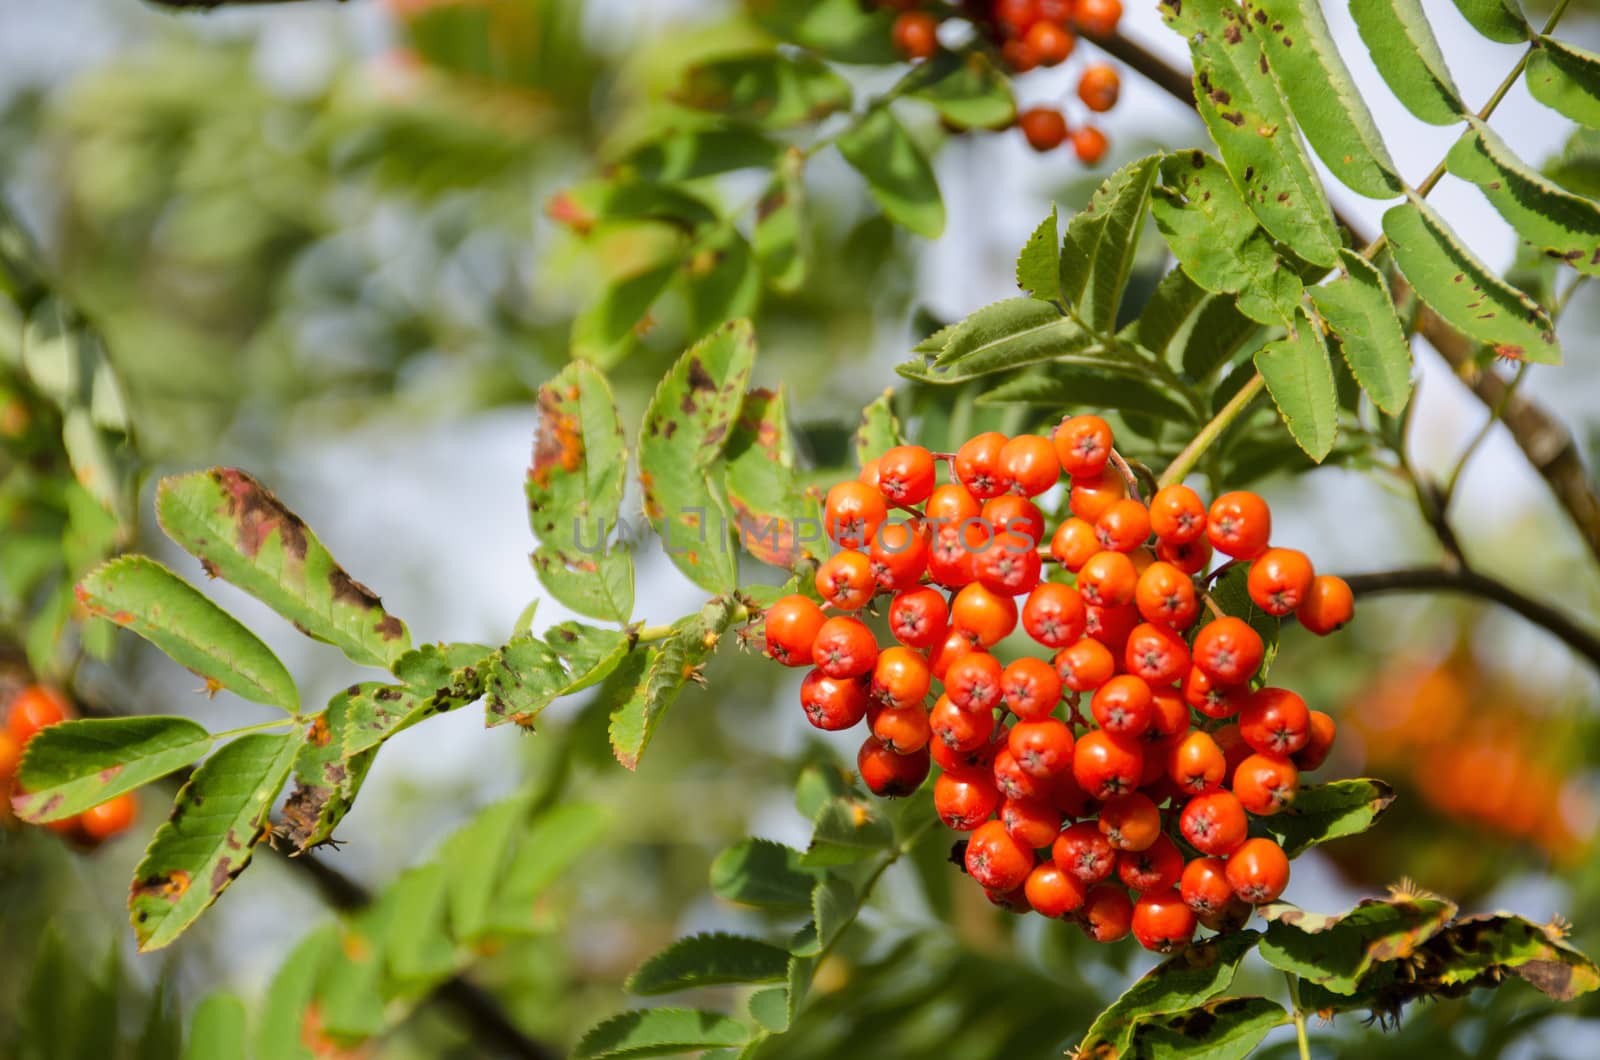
[624,126,782,182]
[1252,778,1397,857]
[1384,196,1561,364]
[835,107,945,240]
[902,298,1101,384]
[1259,893,1459,994]
[608,597,738,769]
[529,360,635,623]
[902,50,1016,130]
[576,1008,750,1060]
[639,321,757,593]
[486,802,610,936]
[77,556,298,712]
[1151,151,1303,327]
[1126,996,1286,1060]
[754,148,807,293]
[13,717,213,824]
[1254,308,1339,462]
[724,387,815,570]
[1016,205,1062,303]
[1060,155,1161,333]
[1161,0,1341,267]
[1451,0,1531,43]
[1249,0,1401,198]
[675,53,852,128]
[626,933,791,995]
[155,469,411,670]
[129,732,298,951]
[571,259,680,369]
[1447,119,1600,276]
[976,364,1195,423]
[280,692,378,852]
[484,624,630,729]
[1350,0,1466,125]
[1527,37,1600,128]
[1311,250,1413,414]
[1079,930,1262,1056]
[853,390,905,465]
[746,0,898,64]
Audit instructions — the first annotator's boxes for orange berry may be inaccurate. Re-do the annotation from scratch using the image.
[1135,561,1200,630]
[889,586,949,649]
[1000,655,1062,719]
[1053,820,1116,884]
[1067,469,1125,522]
[764,594,828,667]
[982,494,1046,544]
[925,482,981,527]
[1293,710,1337,772]
[1077,550,1137,608]
[1225,837,1290,904]
[824,481,888,550]
[1099,791,1161,851]
[999,434,1061,496]
[931,693,996,753]
[1019,107,1069,152]
[1131,888,1195,952]
[1022,582,1087,648]
[1080,883,1134,942]
[1078,63,1121,112]
[800,670,870,731]
[1247,548,1315,616]
[945,650,1004,712]
[1073,729,1143,800]
[951,582,1019,646]
[858,735,930,797]
[1024,18,1075,65]
[1071,125,1108,165]
[1049,517,1101,571]
[1053,637,1116,692]
[1297,574,1354,635]
[815,550,875,610]
[872,702,933,755]
[1025,861,1087,917]
[1148,484,1206,544]
[1053,415,1113,477]
[1206,491,1272,560]
[1073,0,1123,37]
[1239,687,1311,756]
[1095,498,1151,553]
[868,521,930,592]
[1118,834,1184,893]
[1169,730,1226,796]
[934,768,1001,831]
[871,646,933,709]
[1179,789,1248,856]
[7,686,71,746]
[892,11,940,60]
[877,445,938,505]
[955,432,1011,498]
[1192,616,1265,685]
[965,819,1034,891]
[1232,753,1300,816]
[1179,856,1235,916]
[812,616,879,678]
[80,792,138,842]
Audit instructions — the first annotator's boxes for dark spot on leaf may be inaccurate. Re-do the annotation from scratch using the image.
[686,357,716,393]
[376,687,402,702]
[212,469,309,560]
[1210,88,1232,105]
[375,615,405,642]
[1253,8,1266,23]
[1244,166,1254,181]
[1223,22,1241,44]
[1222,111,1245,126]
[131,870,191,903]
[280,782,334,849]
[328,569,383,612]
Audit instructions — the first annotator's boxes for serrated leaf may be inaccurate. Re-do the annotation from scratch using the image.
[281,692,378,851]
[1447,119,1600,276]
[1151,152,1302,327]
[183,994,247,1060]
[155,469,411,670]
[1451,0,1530,43]
[627,933,791,995]
[639,321,756,593]
[904,298,1100,384]
[1384,196,1561,364]
[754,148,807,293]
[1160,1,1340,267]
[1016,206,1061,303]
[1527,37,1600,128]
[485,624,630,728]
[711,838,816,910]
[576,1008,750,1060]
[902,50,1016,129]
[1252,778,1396,857]
[339,642,491,757]
[256,925,339,1060]
[14,717,213,824]
[1259,894,1458,994]
[1254,308,1338,461]
[1060,155,1161,332]
[724,387,813,569]
[1127,996,1286,1060]
[76,556,299,712]
[1420,914,1600,1000]
[1249,0,1401,198]
[676,52,851,128]
[835,108,944,239]
[801,795,894,867]
[747,987,790,1034]
[1310,250,1413,414]
[528,361,634,623]
[1079,931,1262,1056]
[129,732,298,951]
[1349,0,1466,125]
[975,365,1195,423]
[746,0,897,64]
[609,597,737,769]
[810,877,855,955]
[853,391,905,465]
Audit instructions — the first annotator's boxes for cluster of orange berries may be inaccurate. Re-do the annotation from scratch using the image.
[760,415,1354,951]
[881,0,1124,163]
[0,684,136,847]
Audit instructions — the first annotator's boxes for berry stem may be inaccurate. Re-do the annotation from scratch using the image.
[1107,448,1143,503]
[1286,972,1312,1060]
[214,717,300,740]
[1157,374,1267,490]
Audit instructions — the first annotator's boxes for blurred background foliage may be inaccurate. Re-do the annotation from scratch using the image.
[3,1,1600,1057]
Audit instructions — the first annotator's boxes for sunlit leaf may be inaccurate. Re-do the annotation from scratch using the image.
[1527,36,1600,128]
[1349,0,1466,125]
[14,716,212,824]
[835,108,945,240]
[1059,155,1161,333]
[1310,250,1413,414]
[1254,308,1339,461]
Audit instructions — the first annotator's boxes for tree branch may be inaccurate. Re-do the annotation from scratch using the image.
[1343,567,1600,671]
[1104,28,1600,565]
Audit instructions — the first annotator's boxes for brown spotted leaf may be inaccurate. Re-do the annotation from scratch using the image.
[281,687,388,851]
[341,642,493,756]
[129,731,299,951]
[724,387,816,570]
[1419,913,1600,1001]
[528,361,634,624]
[1160,0,1342,267]
[484,624,630,729]
[639,321,756,593]
[1384,195,1562,364]
[1258,893,1458,994]
[156,469,412,670]
[608,596,738,769]
[13,716,213,824]
[1126,995,1286,1059]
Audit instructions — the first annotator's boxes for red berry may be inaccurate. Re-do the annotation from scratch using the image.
[1024,18,1075,66]
[930,693,996,752]
[1168,730,1226,795]
[815,550,876,610]
[1179,790,1248,856]
[946,651,1004,712]
[1239,687,1311,756]
[7,685,71,746]
[1080,884,1134,942]
[1053,638,1116,692]
[1077,64,1120,112]
[1074,0,1123,38]
[982,494,1046,545]
[1247,548,1315,616]
[1118,834,1184,893]
[812,616,880,678]
[1123,622,1191,685]
[1132,888,1195,952]
[80,793,137,842]
[889,586,950,649]
[1293,710,1337,772]
[1019,107,1069,152]
[1053,821,1116,884]
[892,11,940,60]
[858,735,930,797]
[1025,861,1087,917]
[999,434,1060,496]
[1095,499,1150,553]
[869,521,930,592]
[1071,126,1108,166]
[877,445,938,505]
[1182,665,1248,719]
[1001,795,1062,848]
[1073,729,1143,800]
[934,769,1001,831]
[764,595,827,667]
[1226,837,1290,904]
[1099,791,1161,852]
[1090,674,1154,739]
[1148,484,1207,544]
[975,531,1043,596]
[824,480,888,550]
[1233,753,1300,816]
[1206,491,1272,560]
[800,670,870,731]
[1179,856,1236,916]
[1298,575,1354,635]
[871,646,933,709]
[1192,617,1265,686]
[954,432,1011,499]
[993,747,1048,802]
[1022,582,1087,648]
[1008,718,1075,777]
[965,819,1035,891]
[1000,656,1063,720]
[929,627,977,681]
